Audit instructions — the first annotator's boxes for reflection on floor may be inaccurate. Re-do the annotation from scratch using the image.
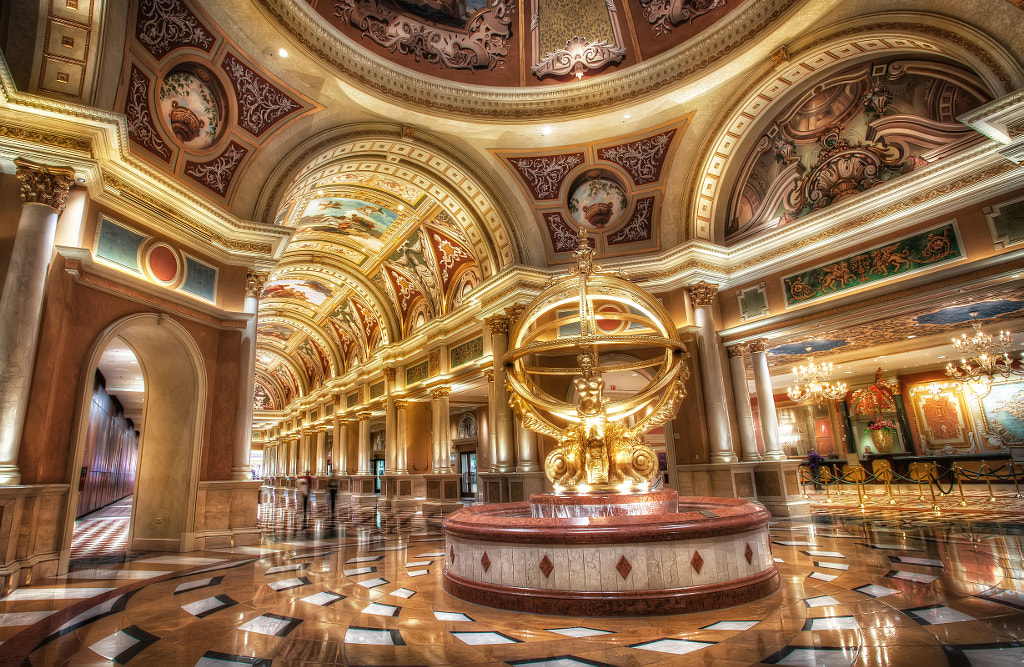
[70,496,133,562]
[1,488,1022,665]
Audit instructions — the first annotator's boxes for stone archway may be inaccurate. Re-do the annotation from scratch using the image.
[60,313,207,571]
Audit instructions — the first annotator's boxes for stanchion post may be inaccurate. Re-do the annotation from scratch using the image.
[955,463,968,507]
[982,462,997,502]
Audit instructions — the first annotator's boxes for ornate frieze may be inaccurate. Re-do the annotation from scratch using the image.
[639,0,727,36]
[484,314,510,336]
[125,66,172,162]
[608,197,654,245]
[506,153,585,200]
[383,367,397,382]
[406,360,429,385]
[14,159,75,212]
[430,386,451,399]
[687,281,719,307]
[543,212,578,253]
[332,0,515,72]
[183,142,248,197]
[135,0,215,60]
[532,37,626,80]
[597,129,677,186]
[0,125,91,154]
[220,53,302,138]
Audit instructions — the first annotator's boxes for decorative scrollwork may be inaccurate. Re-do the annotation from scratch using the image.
[639,0,727,36]
[532,36,626,80]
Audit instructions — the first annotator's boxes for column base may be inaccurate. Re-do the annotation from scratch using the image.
[753,460,809,517]
[229,466,253,481]
[761,451,788,462]
[422,473,464,523]
[0,465,22,486]
[677,462,757,500]
[709,453,740,464]
[2,484,67,594]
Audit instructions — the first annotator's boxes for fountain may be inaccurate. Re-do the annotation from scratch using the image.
[443,229,779,615]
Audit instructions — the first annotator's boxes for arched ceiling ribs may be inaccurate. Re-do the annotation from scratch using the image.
[258,312,342,384]
[687,14,1024,244]
[255,348,308,401]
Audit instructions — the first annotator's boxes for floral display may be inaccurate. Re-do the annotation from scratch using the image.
[850,368,896,420]
[867,418,897,433]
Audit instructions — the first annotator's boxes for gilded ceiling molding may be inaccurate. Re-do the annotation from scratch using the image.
[247,269,271,298]
[253,0,800,118]
[0,124,92,154]
[687,15,1023,243]
[258,311,342,378]
[257,348,309,398]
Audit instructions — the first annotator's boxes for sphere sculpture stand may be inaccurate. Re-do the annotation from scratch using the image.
[443,229,779,615]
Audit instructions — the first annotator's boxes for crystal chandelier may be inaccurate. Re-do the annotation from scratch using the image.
[945,311,1023,383]
[786,350,848,405]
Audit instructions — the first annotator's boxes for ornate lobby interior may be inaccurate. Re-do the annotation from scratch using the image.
[1,0,1024,664]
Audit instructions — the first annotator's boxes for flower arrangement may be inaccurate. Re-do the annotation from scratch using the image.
[867,418,897,433]
[850,368,896,420]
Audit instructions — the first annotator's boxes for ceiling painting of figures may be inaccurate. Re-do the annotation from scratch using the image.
[261,278,334,306]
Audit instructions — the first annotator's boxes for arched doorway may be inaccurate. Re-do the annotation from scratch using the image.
[59,313,207,572]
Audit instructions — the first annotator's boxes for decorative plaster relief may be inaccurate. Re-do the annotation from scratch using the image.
[640,0,727,36]
[736,282,770,322]
[506,153,585,200]
[608,197,655,245]
[184,141,249,197]
[125,65,172,162]
[597,129,677,185]
[135,0,215,60]
[220,52,302,138]
[984,195,1024,249]
[543,212,579,253]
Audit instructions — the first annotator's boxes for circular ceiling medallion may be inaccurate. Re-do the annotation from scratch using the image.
[146,243,180,284]
[568,177,628,230]
[158,65,224,151]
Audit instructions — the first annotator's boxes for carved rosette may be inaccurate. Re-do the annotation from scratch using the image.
[14,159,75,212]
[430,386,451,400]
[687,281,719,307]
[484,314,510,336]
[246,269,271,298]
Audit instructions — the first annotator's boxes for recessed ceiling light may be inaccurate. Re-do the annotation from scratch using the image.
[907,335,916,339]
[541,126,552,135]
[278,48,289,58]
[623,113,631,119]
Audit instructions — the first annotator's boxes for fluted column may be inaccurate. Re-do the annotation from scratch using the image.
[430,386,452,473]
[395,400,409,474]
[0,160,74,485]
[333,416,348,475]
[231,269,269,480]
[485,315,515,472]
[483,367,497,472]
[750,339,786,460]
[688,282,738,464]
[315,428,328,476]
[383,368,397,475]
[728,344,760,462]
[357,411,372,475]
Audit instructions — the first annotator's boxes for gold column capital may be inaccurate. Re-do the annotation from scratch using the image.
[395,399,408,410]
[484,314,510,336]
[483,368,494,383]
[504,302,527,325]
[748,338,772,354]
[726,344,748,358]
[687,281,719,307]
[383,367,397,382]
[14,159,75,213]
[357,411,373,421]
[430,385,451,399]
[246,269,271,298]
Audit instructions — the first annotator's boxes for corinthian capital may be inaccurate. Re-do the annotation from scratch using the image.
[430,386,451,399]
[15,159,75,212]
[246,269,271,298]
[726,344,748,358]
[484,314,510,336]
[747,338,771,354]
[687,281,719,307]
[383,367,397,382]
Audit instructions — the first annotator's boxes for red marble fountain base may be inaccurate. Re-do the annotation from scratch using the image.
[442,492,778,616]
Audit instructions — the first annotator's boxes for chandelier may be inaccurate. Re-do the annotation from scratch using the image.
[786,350,848,405]
[945,311,1023,388]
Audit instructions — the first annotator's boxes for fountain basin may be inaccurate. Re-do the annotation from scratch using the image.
[443,495,778,616]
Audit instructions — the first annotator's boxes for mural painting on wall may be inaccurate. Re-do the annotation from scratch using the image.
[979,382,1024,447]
[568,176,629,230]
[296,339,327,388]
[295,197,399,254]
[909,382,974,454]
[726,58,990,244]
[783,223,962,306]
[253,383,276,411]
[262,279,333,306]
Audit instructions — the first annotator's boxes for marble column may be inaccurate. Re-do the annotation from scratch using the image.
[357,411,372,475]
[394,400,409,474]
[688,281,738,464]
[383,368,397,475]
[315,428,328,476]
[430,386,452,472]
[231,270,269,480]
[0,160,74,485]
[728,344,760,462]
[333,416,348,475]
[483,368,497,472]
[516,422,539,473]
[485,315,515,472]
[750,339,786,461]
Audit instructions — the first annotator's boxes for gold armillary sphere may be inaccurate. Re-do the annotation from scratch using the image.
[504,228,690,492]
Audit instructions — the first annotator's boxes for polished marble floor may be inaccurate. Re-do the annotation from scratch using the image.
[2,488,1023,665]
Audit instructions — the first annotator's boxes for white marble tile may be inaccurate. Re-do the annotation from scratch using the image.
[889,570,939,584]
[54,595,126,633]
[775,647,857,666]
[961,645,1024,666]
[909,605,975,624]
[633,639,714,655]
[181,596,229,617]
[300,591,343,606]
[453,631,518,645]
[346,555,383,564]
[265,563,308,575]
[774,557,786,563]
[856,584,899,598]
[267,577,307,591]
[0,610,57,626]
[356,577,388,588]
[814,561,850,571]
[984,589,1024,607]
[68,569,167,580]
[2,587,113,600]
[370,545,408,552]
[808,572,839,582]
[773,541,820,547]
[228,546,279,555]
[435,611,474,622]
[701,620,759,631]
[546,626,613,637]
[195,655,266,667]
[238,614,293,636]
[140,556,224,565]
[895,556,943,567]
[805,595,843,608]
[407,569,429,577]
[804,550,845,558]
[345,627,401,645]
[362,602,399,617]
[344,566,376,576]
[516,659,604,667]
[416,552,445,557]
[406,560,432,567]
[174,577,219,594]
[390,588,416,598]
[89,629,140,660]
[807,616,859,630]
